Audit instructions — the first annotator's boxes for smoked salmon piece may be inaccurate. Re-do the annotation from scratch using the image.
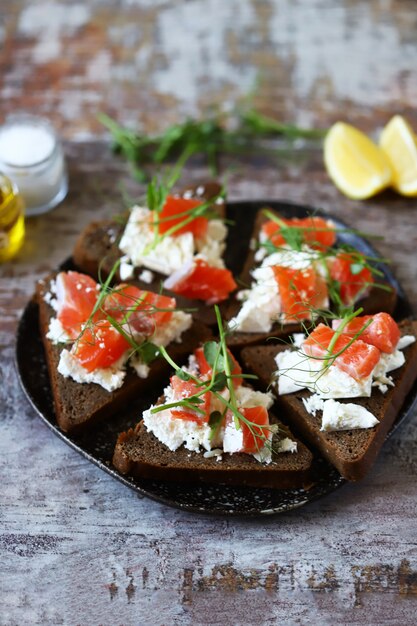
[228,406,270,453]
[104,284,175,334]
[272,266,328,320]
[153,195,208,239]
[302,323,381,380]
[73,319,131,372]
[328,252,374,305]
[55,271,98,339]
[165,259,237,304]
[262,216,336,249]
[75,286,177,370]
[332,312,400,354]
[170,375,211,423]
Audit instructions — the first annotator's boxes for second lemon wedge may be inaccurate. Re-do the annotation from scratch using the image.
[379,115,417,197]
[324,122,392,199]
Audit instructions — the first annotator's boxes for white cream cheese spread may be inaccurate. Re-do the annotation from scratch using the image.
[228,245,328,333]
[320,400,379,431]
[119,256,135,281]
[277,331,415,432]
[55,308,192,391]
[142,356,296,463]
[58,350,127,392]
[119,205,227,275]
[302,396,379,431]
[46,317,72,344]
[138,269,154,284]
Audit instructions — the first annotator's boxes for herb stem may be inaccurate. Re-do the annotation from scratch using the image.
[214,304,240,429]
[98,109,327,182]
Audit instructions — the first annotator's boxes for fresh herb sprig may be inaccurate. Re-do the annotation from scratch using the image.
[274,308,377,396]
[152,305,280,453]
[126,147,227,255]
[145,144,195,215]
[146,190,224,254]
[98,109,326,182]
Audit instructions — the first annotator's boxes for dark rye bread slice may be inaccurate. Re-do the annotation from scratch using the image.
[226,208,397,350]
[72,180,227,328]
[36,275,212,434]
[240,320,417,481]
[113,414,314,489]
[72,218,124,280]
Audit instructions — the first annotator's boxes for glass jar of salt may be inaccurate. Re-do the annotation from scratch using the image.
[0,114,68,216]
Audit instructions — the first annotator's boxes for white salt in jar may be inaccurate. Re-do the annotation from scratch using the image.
[0,114,68,216]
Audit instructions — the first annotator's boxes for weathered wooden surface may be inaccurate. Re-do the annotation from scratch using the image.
[2,0,417,623]
[2,142,417,625]
[1,0,417,137]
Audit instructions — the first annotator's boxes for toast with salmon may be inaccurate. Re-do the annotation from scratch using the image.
[240,319,417,480]
[36,273,211,433]
[226,209,397,350]
[112,344,315,490]
[72,180,231,327]
[73,180,225,280]
[113,415,314,489]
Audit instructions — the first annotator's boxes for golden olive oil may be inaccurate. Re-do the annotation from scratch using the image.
[0,173,25,262]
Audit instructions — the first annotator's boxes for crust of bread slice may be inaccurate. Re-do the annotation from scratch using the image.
[36,274,212,433]
[226,208,397,349]
[240,320,417,481]
[112,413,314,490]
[72,219,124,280]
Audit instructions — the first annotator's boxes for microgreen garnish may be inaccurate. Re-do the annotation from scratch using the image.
[126,150,227,256]
[208,410,224,442]
[144,144,196,217]
[152,306,281,455]
[274,306,379,399]
[98,110,326,182]
[262,209,304,251]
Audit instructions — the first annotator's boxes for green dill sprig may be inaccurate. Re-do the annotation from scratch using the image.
[98,109,326,182]
[151,305,281,455]
[274,307,377,397]
[125,149,227,256]
[238,109,326,141]
[145,144,194,222]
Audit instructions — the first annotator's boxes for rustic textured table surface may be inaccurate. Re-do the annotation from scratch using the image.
[2,2,417,625]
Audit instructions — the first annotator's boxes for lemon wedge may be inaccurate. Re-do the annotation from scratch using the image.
[379,115,417,196]
[324,122,392,199]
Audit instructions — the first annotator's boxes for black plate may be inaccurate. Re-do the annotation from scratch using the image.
[16,201,416,516]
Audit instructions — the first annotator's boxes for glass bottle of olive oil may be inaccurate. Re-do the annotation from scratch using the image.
[0,172,25,262]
